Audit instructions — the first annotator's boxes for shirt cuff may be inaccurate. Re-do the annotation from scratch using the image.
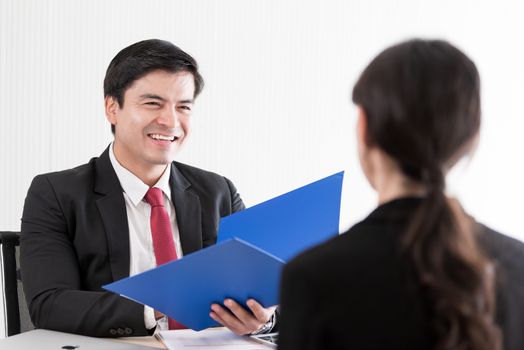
[250,312,277,335]
[144,305,157,330]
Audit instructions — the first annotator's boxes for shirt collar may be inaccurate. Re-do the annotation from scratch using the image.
[109,142,172,206]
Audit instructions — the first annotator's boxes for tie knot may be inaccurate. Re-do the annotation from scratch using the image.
[144,187,164,207]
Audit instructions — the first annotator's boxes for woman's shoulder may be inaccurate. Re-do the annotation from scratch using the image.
[284,217,397,277]
[477,224,524,273]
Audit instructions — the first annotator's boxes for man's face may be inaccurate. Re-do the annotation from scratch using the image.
[106,70,195,172]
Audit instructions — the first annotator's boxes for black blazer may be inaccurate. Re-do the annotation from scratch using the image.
[278,197,524,350]
[20,147,245,337]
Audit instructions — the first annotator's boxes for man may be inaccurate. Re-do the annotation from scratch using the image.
[20,39,276,337]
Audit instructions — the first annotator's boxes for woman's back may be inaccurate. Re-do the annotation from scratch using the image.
[279,198,524,350]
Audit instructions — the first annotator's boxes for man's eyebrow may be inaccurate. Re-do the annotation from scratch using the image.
[139,94,193,104]
[139,94,166,101]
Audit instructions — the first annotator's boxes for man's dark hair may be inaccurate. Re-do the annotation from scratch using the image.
[104,39,204,134]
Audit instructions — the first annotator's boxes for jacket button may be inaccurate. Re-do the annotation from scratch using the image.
[125,327,133,335]
[117,328,125,335]
[109,329,117,335]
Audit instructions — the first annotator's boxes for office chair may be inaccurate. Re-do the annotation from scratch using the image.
[0,231,34,336]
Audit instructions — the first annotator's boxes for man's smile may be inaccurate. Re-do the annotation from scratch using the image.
[148,133,179,142]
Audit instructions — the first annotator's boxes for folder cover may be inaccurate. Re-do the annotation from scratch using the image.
[104,239,284,331]
[218,171,344,261]
[104,172,343,331]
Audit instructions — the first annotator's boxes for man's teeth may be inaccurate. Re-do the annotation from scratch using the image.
[150,134,176,141]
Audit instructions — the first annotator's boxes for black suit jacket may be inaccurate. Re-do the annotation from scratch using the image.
[20,147,245,337]
[278,197,524,350]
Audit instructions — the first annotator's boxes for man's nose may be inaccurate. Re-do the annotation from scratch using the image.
[157,105,180,128]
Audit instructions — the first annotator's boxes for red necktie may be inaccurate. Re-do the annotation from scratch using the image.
[144,187,185,330]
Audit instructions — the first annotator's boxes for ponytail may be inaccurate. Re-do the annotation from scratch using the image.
[402,168,501,350]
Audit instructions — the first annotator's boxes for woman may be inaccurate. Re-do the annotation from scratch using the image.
[278,39,524,350]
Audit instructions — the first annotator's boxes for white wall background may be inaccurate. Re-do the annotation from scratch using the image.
[1,0,523,337]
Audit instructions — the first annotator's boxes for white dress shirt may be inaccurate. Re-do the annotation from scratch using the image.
[109,143,182,330]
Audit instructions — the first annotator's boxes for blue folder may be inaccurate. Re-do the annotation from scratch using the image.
[218,171,344,261]
[104,172,344,331]
[104,239,284,331]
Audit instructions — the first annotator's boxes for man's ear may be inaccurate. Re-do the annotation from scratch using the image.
[105,96,119,126]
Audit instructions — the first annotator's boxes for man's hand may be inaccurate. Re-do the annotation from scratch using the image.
[209,298,277,335]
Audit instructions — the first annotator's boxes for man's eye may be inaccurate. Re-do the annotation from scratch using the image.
[145,102,160,106]
[179,105,192,111]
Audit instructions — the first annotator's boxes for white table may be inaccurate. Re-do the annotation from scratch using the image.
[0,329,164,349]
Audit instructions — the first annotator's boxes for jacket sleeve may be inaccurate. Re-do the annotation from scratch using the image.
[224,176,245,213]
[20,175,148,337]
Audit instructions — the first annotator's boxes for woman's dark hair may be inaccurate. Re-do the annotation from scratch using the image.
[104,39,204,134]
[352,39,501,350]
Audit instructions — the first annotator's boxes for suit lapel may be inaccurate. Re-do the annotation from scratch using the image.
[92,148,202,280]
[169,163,202,255]
[93,147,130,282]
